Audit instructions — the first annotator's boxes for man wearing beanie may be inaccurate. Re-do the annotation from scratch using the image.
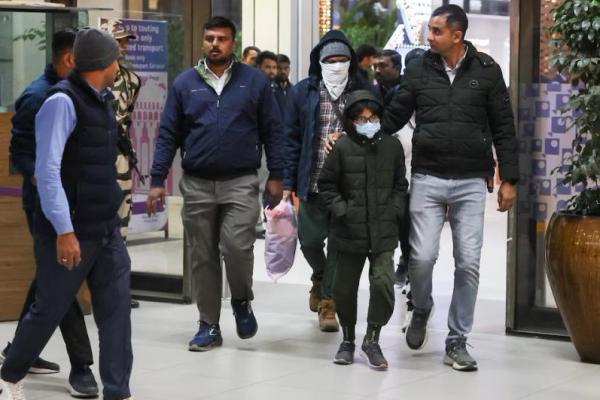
[283,30,373,332]
[1,28,134,400]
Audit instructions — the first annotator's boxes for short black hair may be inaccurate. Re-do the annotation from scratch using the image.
[380,49,402,69]
[256,51,278,67]
[243,46,261,58]
[51,29,77,61]
[431,4,468,39]
[356,44,378,62]
[203,16,237,38]
[277,53,291,64]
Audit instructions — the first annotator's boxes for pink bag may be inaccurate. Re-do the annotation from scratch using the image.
[264,199,298,282]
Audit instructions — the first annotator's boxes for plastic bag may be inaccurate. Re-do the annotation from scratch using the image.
[264,199,298,282]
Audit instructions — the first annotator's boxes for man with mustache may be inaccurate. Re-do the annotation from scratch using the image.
[147,16,284,352]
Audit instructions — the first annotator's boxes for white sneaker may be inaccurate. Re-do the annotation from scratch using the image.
[0,379,26,400]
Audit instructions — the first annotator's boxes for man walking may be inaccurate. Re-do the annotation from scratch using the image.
[146,16,283,352]
[283,30,372,332]
[6,28,98,398]
[1,28,133,400]
[382,5,518,371]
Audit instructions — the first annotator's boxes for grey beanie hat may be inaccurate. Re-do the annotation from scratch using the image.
[73,28,120,72]
[319,41,351,62]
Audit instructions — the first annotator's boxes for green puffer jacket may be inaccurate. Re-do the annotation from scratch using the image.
[318,131,408,254]
[381,41,519,182]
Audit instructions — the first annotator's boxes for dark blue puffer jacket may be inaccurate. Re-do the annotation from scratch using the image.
[150,62,284,186]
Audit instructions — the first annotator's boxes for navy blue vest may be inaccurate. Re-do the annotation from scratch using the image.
[36,72,123,240]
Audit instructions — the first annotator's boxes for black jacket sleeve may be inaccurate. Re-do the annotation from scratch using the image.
[392,139,409,216]
[317,144,347,218]
[486,65,519,182]
[381,71,416,135]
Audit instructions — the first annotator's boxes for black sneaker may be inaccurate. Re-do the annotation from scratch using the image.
[1,343,60,374]
[231,299,258,339]
[406,304,434,350]
[444,338,478,371]
[333,341,355,365]
[69,366,99,398]
[360,341,388,371]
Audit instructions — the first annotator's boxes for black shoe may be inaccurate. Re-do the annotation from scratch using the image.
[256,230,266,239]
[360,340,388,371]
[131,299,140,309]
[69,366,99,398]
[2,342,60,374]
[444,338,478,371]
[394,258,408,286]
[333,341,355,365]
[231,299,258,339]
[406,304,434,350]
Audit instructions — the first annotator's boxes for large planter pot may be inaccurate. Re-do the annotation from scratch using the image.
[545,212,600,363]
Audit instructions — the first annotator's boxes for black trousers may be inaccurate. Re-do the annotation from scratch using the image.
[11,209,93,369]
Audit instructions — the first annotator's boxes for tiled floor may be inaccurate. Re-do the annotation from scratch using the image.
[2,195,599,399]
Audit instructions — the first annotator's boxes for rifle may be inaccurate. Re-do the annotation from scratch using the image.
[117,120,147,185]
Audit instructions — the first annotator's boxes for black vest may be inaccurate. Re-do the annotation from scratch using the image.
[36,72,123,240]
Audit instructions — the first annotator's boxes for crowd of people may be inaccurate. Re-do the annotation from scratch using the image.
[0,4,518,400]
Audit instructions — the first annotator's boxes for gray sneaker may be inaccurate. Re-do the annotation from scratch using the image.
[405,304,434,350]
[360,341,388,371]
[444,338,478,371]
[333,341,355,365]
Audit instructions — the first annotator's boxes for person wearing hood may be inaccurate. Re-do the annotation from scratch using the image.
[318,90,408,370]
[381,5,518,372]
[282,30,372,332]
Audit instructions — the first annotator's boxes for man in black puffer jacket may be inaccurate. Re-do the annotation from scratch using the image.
[381,5,518,372]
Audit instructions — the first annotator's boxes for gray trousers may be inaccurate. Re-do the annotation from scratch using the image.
[180,173,260,324]
[408,173,486,342]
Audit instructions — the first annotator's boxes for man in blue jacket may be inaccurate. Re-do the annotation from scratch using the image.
[282,30,372,333]
[147,16,284,352]
[6,28,98,398]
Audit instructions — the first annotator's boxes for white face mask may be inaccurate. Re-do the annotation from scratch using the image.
[320,60,350,100]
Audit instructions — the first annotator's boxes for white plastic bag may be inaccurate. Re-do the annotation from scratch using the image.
[264,200,298,282]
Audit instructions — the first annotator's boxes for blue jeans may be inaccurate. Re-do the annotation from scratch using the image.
[408,173,486,343]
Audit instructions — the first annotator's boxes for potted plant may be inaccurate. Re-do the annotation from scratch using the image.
[545,0,600,364]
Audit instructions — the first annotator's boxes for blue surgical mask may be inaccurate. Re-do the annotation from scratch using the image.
[355,121,380,139]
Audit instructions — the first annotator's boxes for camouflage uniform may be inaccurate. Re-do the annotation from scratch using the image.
[102,19,142,240]
[112,62,141,240]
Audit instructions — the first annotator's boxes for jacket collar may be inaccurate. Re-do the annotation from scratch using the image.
[68,70,114,104]
[346,129,383,147]
[424,40,480,72]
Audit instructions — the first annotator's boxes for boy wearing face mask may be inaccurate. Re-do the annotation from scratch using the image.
[318,90,408,370]
[283,31,373,332]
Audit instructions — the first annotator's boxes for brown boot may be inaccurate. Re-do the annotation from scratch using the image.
[309,282,322,312]
[318,298,340,332]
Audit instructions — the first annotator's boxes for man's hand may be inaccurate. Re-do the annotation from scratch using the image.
[146,186,166,216]
[57,232,81,270]
[266,179,283,208]
[325,131,343,154]
[497,181,517,212]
